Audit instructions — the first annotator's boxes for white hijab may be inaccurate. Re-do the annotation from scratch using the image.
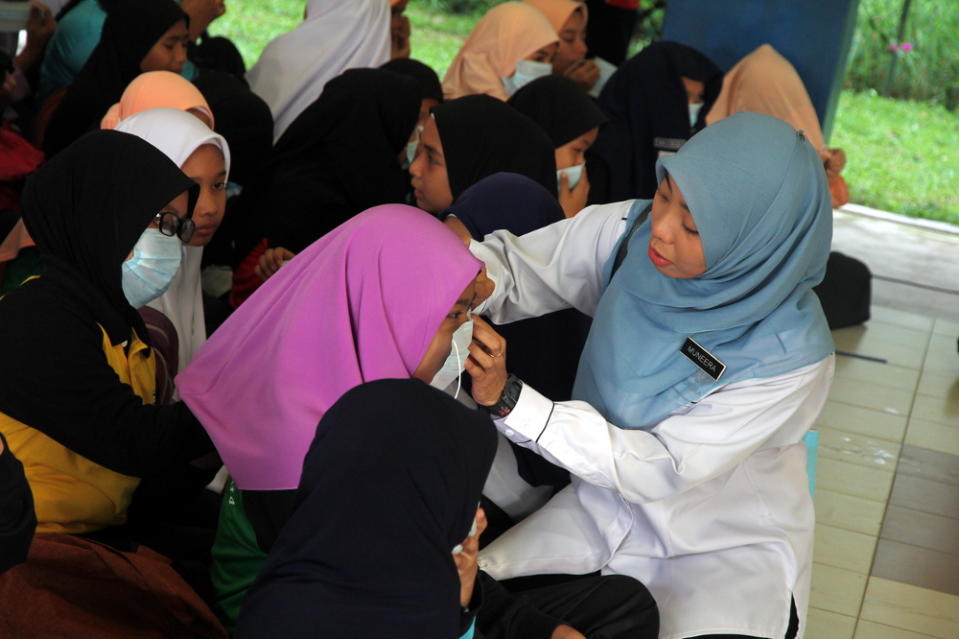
[116,108,232,372]
[246,0,392,141]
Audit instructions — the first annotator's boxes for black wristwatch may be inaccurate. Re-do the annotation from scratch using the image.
[481,374,523,418]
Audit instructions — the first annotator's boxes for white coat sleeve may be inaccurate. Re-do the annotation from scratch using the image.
[495,357,834,504]
[469,201,632,322]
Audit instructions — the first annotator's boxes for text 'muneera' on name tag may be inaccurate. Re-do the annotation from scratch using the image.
[680,337,726,381]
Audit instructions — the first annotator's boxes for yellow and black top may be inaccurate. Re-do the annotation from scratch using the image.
[0,131,212,534]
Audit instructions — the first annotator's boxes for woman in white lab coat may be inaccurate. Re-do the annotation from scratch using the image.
[464,112,835,639]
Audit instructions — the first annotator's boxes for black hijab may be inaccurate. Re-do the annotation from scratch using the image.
[42,0,189,157]
[591,41,722,200]
[432,94,557,200]
[508,75,607,147]
[380,58,444,103]
[235,379,497,639]
[247,68,420,254]
[21,130,195,344]
[193,71,274,188]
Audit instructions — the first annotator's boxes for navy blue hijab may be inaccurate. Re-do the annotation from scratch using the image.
[235,379,497,639]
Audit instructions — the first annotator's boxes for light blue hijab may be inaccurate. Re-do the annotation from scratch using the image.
[573,112,834,429]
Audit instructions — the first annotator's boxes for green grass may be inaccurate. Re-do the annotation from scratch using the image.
[831,90,959,224]
[209,2,959,226]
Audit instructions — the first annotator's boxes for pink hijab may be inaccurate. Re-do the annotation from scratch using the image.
[176,205,482,491]
[442,2,558,101]
[100,71,214,130]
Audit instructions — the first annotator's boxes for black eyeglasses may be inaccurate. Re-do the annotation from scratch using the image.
[154,211,195,243]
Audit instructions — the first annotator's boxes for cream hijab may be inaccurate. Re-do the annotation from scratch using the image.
[706,44,849,206]
[115,108,232,372]
[706,44,825,151]
[524,0,586,33]
[247,0,392,141]
[442,2,558,101]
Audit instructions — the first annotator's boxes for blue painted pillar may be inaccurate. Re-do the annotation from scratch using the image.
[661,0,860,140]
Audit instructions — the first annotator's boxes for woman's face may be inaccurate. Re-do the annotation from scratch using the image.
[648,173,706,279]
[554,127,598,170]
[412,278,478,383]
[525,42,559,64]
[553,10,587,75]
[180,144,227,247]
[680,76,705,104]
[409,116,454,214]
[140,19,189,74]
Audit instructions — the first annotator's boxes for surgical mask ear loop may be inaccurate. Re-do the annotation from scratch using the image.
[453,332,463,399]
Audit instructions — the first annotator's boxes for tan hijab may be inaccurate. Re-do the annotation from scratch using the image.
[524,0,586,32]
[442,2,558,101]
[101,71,214,130]
[707,44,848,206]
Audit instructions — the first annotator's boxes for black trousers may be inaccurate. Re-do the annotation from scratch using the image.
[479,572,659,639]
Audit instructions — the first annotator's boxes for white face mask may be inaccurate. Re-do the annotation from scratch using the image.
[403,125,423,169]
[557,163,585,191]
[121,228,183,308]
[502,59,552,96]
[429,318,474,399]
[688,102,704,128]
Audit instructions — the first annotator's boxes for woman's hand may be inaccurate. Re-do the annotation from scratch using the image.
[551,625,587,639]
[558,169,590,219]
[254,247,296,281]
[465,316,508,406]
[564,59,600,92]
[180,0,226,41]
[453,507,487,608]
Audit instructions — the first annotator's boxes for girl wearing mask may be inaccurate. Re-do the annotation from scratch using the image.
[508,75,606,217]
[114,108,230,376]
[443,2,559,101]
[590,41,722,201]
[41,0,192,156]
[410,94,556,215]
[524,0,600,92]
[234,379,498,639]
[0,130,216,543]
[177,205,495,630]
[467,113,834,639]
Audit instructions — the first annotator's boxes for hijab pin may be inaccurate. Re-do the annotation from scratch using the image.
[797,130,806,142]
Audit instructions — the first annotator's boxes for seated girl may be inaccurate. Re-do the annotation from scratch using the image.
[41,0,191,156]
[467,113,834,639]
[234,379,499,639]
[114,108,230,375]
[230,67,422,304]
[0,130,224,638]
[443,2,558,101]
[410,94,557,215]
[508,75,607,216]
[177,204,490,630]
[247,0,392,141]
[524,0,599,92]
[706,43,849,208]
[590,41,722,200]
